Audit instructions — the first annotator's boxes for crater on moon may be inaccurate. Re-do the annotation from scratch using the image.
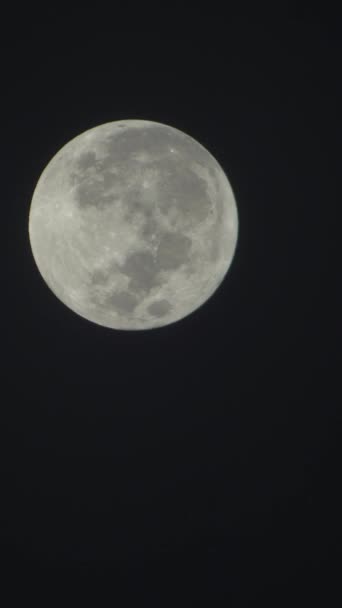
[28,119,238,330]
[155,232,192,270]
[147,299,172,318]
[106,290,138,313]
[120,250,160,292]
[157,161,211,225]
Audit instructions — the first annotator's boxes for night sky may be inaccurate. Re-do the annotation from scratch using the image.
[2,15,341,605]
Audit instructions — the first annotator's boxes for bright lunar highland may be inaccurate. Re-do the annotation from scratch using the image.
[28,120,238,330]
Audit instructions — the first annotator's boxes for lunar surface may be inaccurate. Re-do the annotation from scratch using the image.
[28,120,238,330]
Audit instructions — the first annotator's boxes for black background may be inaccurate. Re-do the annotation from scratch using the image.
[1,13,341,605]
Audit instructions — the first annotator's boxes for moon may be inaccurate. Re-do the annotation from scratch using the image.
[28,120,238,330]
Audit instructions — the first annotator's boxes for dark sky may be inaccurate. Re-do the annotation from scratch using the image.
[2,15,341,605]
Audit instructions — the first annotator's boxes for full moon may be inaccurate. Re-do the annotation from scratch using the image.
[28,120,238,330]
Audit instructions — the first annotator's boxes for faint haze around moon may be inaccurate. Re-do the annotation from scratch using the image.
[28,120,239,330]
